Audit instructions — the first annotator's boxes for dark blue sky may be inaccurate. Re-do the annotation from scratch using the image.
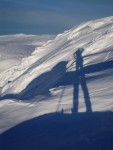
[0,0,113,35]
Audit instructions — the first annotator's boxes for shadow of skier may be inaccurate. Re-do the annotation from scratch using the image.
[72,48,92,113]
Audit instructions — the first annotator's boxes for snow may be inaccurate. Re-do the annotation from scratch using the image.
[0,34,55,73]
[0,16,113,150]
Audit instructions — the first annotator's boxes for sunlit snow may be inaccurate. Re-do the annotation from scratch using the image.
[0,16,113,150]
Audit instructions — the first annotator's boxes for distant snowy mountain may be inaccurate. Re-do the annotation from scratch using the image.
[0,16,113,150]
[0,34,55,72]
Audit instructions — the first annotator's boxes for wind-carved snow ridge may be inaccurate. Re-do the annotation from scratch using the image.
[0,16,113,95]
[0,16,113,134]
[1,16,113,150]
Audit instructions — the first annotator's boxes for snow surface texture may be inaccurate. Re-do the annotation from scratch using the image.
[0,34,55,73]
[0,16,113,150]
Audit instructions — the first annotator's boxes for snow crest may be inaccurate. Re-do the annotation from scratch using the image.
[0,16,113,134]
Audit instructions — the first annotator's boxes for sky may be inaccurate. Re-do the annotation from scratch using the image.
[0,0,113,35]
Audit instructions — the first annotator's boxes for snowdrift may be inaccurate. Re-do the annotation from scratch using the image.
[0,16,113,101]
[0,17,113,150]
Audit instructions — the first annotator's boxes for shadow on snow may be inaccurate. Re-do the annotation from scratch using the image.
[0,50,113,113]
[1,59,113,102]
[1,111,113,150]
[1,49,113,150]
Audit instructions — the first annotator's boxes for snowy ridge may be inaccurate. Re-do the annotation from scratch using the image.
[0,16,113,95]
[0,16,113,136]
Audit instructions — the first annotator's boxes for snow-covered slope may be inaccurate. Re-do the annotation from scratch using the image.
[0,34,55,73]
[0,16,113,150]
[0,16,113,99]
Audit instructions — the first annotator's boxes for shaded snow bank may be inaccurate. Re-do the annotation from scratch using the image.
[0,16,113,94]
[1,112,113,150]
[0,16,113,135]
